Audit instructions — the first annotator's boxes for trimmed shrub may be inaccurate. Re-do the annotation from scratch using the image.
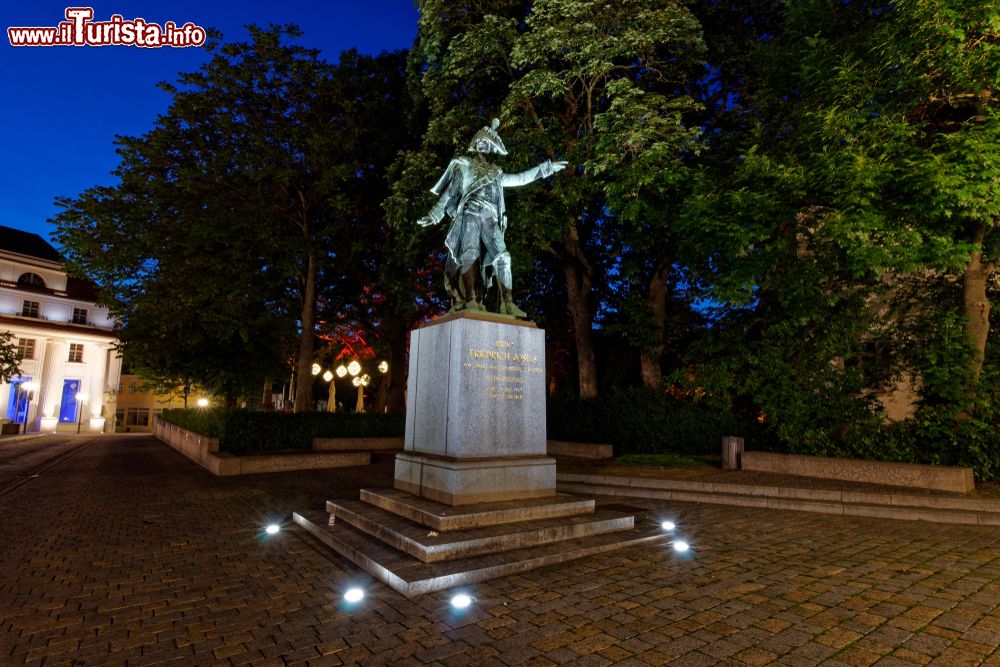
[547,387,743,456]
[160,408,226,439]
[159,409,404,454]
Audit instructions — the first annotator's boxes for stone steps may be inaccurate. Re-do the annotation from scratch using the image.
[292,508,666,597]
[557,473,1000,526]
[327,498,634,563]
[357,488,596,531]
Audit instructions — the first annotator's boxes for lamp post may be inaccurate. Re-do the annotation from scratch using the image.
[75,392,89,434]
[375,361,389,413]
[21,381,39,434]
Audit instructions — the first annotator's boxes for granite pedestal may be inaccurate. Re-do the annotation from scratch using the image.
[398,312,555,505]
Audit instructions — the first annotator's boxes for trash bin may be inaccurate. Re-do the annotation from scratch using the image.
[722,436,744,470]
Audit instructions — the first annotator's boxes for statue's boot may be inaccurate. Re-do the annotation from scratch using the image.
[494,253,526,318]
[499,286,527,318]
[461,269,485,311]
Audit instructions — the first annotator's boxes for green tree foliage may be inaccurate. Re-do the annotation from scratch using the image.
[54,26,410,406]
[0,331,22,384]
[670,0,999,478]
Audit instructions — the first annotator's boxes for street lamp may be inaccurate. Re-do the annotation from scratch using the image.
[374,361,390,412]
[21,381,39,434]
[196,397,209,408]
[75,392,89,434]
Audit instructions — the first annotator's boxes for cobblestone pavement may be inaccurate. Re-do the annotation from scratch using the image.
[1,436,998,666]
[0,434,95,489]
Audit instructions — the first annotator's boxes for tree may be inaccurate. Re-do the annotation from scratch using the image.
[55,27,411,408]
[393,0,704,398]
[0,332,22,384]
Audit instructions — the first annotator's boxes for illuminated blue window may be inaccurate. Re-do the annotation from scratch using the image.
[59,379,82,422]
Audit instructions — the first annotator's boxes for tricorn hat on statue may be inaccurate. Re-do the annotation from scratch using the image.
[467,118,508,156]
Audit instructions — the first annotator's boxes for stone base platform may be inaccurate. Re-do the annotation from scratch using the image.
[394,452,556,505]
[293,488,665,597]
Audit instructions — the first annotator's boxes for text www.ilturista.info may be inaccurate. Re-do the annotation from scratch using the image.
[8,7,206,48]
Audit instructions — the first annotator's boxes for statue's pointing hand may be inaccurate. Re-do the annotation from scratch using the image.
[416,216,435,227]
[541,160,568,178]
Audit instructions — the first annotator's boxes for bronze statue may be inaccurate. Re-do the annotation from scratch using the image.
[418,119,566,318]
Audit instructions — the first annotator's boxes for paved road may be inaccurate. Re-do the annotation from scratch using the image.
[0,435,997,666]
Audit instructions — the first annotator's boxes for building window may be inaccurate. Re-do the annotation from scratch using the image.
[126,407,150,426]
[115,408,124,427]
[21,300,40,318]
[17,272,46,288]
[17,338,35,360]
[72,308,88,324]
[68,343,84,363]
[129,380,137,393]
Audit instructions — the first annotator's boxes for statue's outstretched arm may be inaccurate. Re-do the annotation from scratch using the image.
[502,160,568,188]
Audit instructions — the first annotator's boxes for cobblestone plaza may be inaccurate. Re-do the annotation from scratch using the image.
[1,436,998,666]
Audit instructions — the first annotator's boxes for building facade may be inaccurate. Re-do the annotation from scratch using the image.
[112,373,191,432]
[0,225,120,433]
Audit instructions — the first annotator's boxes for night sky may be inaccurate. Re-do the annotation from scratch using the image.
[1,1,419,245]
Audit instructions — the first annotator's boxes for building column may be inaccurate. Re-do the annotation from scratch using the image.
[36,338,62,432]
[90,343,118,433]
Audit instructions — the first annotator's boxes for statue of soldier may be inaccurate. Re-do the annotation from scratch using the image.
[418,119,566,318]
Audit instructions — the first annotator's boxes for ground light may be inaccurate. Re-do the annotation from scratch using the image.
[265,524,281,535]
[661,521,676,531]
[343,588,364,604]
[450,593,473,610]
[673,540,690,553]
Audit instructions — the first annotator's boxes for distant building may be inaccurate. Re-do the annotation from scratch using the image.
[0,225,120,433]
[112,372,192,432]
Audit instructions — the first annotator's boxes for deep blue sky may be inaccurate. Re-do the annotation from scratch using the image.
[1,1,419,245]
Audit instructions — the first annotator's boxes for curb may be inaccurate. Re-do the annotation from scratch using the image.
[556,472,1000,527]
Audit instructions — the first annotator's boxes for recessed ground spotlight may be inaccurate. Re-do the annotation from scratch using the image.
[661,521,676,531]
[450,594,473,609]
[344,587,365,603]
[265,524,281,535]
[673,540,690,553]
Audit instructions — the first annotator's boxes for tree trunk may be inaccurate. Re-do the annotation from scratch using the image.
[963,225,992,384]
[563,219,598,399]
[640,263,670,389]
[294,251,317,412]
[385,335,408,414]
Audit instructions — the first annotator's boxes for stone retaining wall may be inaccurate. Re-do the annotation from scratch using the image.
[546,440,614,459]
[154,420,369,476]
[313,437,403,451]
[741,451,975,494]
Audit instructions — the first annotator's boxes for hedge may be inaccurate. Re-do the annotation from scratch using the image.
[159,409,404,454]
[547,387,744,456]
[162,387,743,458]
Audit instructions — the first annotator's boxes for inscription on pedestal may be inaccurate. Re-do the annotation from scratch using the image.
[464,341,543,403]
[405,314,547,460]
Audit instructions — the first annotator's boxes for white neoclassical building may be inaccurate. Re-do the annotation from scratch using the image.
[0,225,120,433]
